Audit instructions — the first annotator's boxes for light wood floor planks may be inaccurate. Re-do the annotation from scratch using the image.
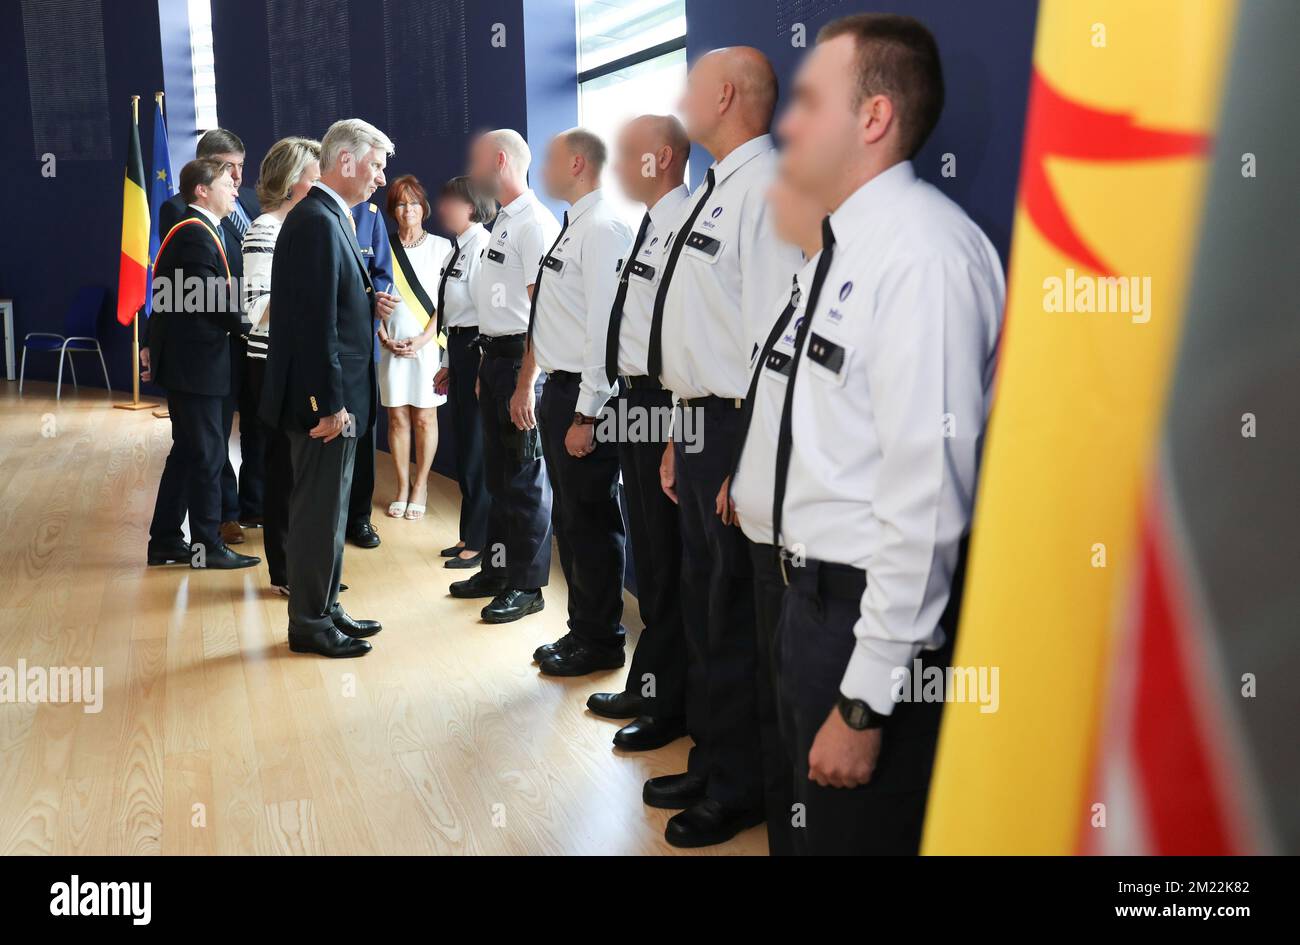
[0,382,766,855]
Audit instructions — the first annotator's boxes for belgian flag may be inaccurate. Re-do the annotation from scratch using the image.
[116,100,150,326]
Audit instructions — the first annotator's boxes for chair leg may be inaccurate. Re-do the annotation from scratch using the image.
[67,347,79,389]
[18,347,26,395]
[96,345,111,390]
[56,348,65,400]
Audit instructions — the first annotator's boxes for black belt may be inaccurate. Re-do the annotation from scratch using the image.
[547,370,581,384]
[447,325,477,336]
[779,549,866,595]
[620,374,664,391]
[476,333,527,359]
[679,394,743,409]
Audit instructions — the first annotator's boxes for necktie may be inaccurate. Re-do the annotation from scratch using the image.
[527,211,569,341]
[771,216,836,551]
[730,274,802,481]
[435,236,459,336]
[646,167,716,379]
[604,211,652,386]
[227,201,249,240]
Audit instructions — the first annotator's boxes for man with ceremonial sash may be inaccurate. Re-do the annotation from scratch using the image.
[144,158,260,571]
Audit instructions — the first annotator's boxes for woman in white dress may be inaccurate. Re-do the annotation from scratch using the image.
[378,175,451,521]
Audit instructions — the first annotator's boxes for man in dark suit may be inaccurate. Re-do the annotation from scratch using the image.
[260,119,397,659]
[143,159,260,571]
[344,200,394,550]
[161,128,263,545]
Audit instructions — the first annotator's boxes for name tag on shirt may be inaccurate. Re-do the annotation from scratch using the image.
[764,349,793,377]
[542,254,565,274]
[807,332,846,374]
[684,231,722,258]
[486,248,505,264]
[628,259,656,281]
[447,267,465,279]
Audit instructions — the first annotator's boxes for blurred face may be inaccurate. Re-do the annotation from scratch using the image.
[212,151,245,189]
[677,52,724,145]
[541,137,575,202]
[285,159,320,207]
[393,188,425,230]
[613,120,655,205]
[777,35,865,200]
[467,136,501,200]
[767,174,825,253]
[438,194,473,234]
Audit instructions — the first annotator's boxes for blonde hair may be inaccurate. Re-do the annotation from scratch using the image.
[256,136,322,210]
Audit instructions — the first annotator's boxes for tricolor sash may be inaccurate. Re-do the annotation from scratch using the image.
[155,216,231,281]
[390,236,443,347]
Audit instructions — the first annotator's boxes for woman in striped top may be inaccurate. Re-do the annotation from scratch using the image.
[243,136,321,593]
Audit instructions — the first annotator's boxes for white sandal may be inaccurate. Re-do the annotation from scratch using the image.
[404,503,426,521]
[387,501,408,518]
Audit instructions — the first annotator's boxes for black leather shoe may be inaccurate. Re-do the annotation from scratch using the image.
[586,690,644,719]
[450,571,508,599]
[289,626,372,658]
[614,716,687,751]
[642,772,707,810]
[348,521,381,548]
[481,589,544,624]
[539,641,624,676]
[444,551,482,570]
[238,515,264,528]
[147,539,191,566]
[439,543,464,557]
[665,799,764,848]
[533,633,575,663]
[333,610,382,638]
[194,542,260,570]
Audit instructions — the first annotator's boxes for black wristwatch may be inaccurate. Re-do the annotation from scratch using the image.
[837,693,886,730]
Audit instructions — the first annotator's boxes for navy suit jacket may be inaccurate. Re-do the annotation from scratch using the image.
[260,188,378,436]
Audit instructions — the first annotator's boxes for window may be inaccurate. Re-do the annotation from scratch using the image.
[188,0,218,131]
[577,0,688,225]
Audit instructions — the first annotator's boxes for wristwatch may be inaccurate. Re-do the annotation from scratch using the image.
[572,412,599,426]
[837,693,886,730]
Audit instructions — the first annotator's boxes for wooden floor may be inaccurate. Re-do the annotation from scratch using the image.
[0,381,766,855]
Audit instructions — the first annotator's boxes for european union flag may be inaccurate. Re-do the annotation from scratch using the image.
[146,95,176,316]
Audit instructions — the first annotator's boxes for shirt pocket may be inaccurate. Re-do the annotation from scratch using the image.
[680,230,726,265]
[803,330,854,389]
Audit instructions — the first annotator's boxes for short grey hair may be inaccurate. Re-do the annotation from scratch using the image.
[484,128,531,174]
[560,127,607,176]
[320,118,394,172]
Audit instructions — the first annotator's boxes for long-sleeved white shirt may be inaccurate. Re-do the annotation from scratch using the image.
[779,160,1006,715]
[531,189,633,416]
[473,189,561,338]
[658,134,802,399]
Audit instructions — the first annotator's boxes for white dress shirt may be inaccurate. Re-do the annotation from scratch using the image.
[731,258,816,546]
[438,222,489,329]
[616,184,690,378]
[473,189,561,338]
[780,160,1006,715]
[659,134,802,399]
[531,189,633,416]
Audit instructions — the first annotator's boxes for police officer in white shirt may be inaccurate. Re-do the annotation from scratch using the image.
[584,115,693,751]
[760,14,1005,855]
[527,129,634,675]
[451,129,561,623]
[431,176,495,570]
[643,46,803,849]
[720,175,826,855]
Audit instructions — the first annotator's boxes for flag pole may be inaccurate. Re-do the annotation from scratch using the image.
[116,94,157,411]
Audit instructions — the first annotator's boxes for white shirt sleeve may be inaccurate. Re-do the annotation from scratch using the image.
[739,187,802,356]
[840,256,989,714]
[577,219,633,416]
[241,219,277,332]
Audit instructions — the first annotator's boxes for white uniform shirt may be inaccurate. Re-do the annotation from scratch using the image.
[438,221,489,329]
[658,134,802,399]
[531,189,633,416]
[473,189,561,338]
[616,183,690,378]
[780,160,1006,715]
[731,258,816,547]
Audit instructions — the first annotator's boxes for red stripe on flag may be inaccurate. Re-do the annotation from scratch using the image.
[117,253,147,326]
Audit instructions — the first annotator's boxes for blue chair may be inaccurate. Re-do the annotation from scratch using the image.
[19,286,111,399]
